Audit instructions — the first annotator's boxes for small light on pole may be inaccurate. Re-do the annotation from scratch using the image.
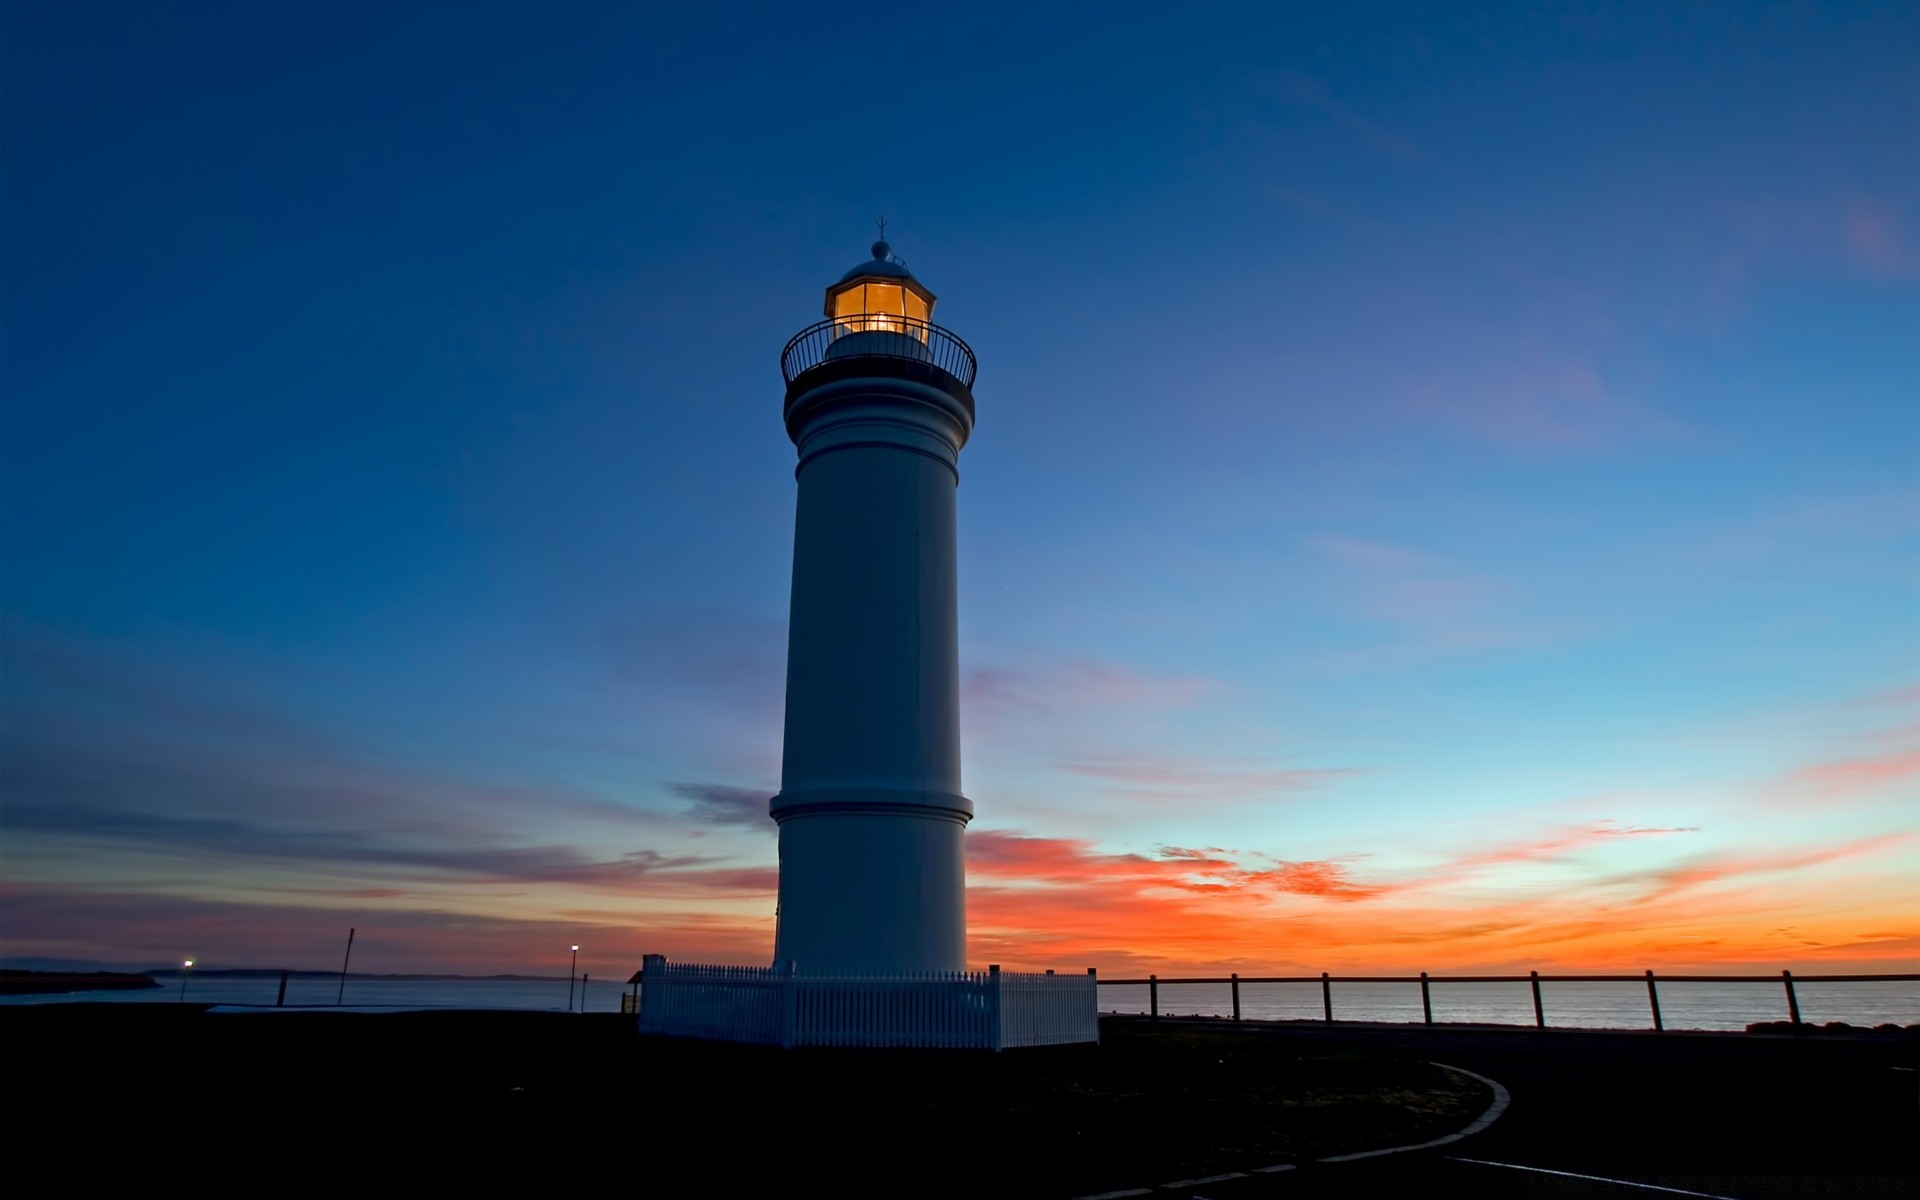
[178,959,195,1004]
[567,945,580,1012]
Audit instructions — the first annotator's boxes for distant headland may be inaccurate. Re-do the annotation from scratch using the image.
[0,969,160,996]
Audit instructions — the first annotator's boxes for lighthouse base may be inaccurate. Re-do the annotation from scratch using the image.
[634,955,1099,1049]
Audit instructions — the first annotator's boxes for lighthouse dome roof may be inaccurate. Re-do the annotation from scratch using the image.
[838,240,919,284]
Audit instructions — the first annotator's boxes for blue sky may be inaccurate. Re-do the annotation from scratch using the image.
[2,2,1914,976]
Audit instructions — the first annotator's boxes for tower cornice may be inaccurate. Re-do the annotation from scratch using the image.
[784,374,974,480]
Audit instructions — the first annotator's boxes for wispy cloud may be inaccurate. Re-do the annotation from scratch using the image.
[962,660,1217,721]
[1302,535,1582,668]
[7,630,1909,978]
[1691,487,1920,563]
[0,884,775,976]
[1,628,670,837]
[1845,204,1913,275]
[1783,750,1920,797]
[596,610,787,719]
[1400,354,1687,456]
[669,782,772,829]
[961,660,1314,813]
[1597,834,1913,910]
[1058,753,1355,801]
[1307,535,1503,622]
[0,799,779,894]
[1435,822,1700,881]
[969,830,1232,886]
[1258,71,1422,165]
[1735,195,1918,282]
[1859,684,1920,710]
[0,632,779,946]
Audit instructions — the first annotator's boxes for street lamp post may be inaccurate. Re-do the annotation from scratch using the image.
[177,959,194,1004]
[336,927,356,1006]
[567,945,579,1012]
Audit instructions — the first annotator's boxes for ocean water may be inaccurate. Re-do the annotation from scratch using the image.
[1099,979,1920,1032]
[0,975,631,1013]
[7,974,1915,1031]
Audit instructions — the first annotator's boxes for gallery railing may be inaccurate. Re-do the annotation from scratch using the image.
[780,316,978,387]
[1099,970,1919,1032]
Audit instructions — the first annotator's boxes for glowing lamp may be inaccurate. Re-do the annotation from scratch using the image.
[825,240,935,341]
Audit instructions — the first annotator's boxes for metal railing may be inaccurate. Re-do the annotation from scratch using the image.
[780,316,977,387]
[1103,970,1918,1032]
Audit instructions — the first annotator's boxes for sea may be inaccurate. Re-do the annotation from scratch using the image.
[4,973,1916,1031]
[1101,978,1920,1032]
[0,975,633,1014]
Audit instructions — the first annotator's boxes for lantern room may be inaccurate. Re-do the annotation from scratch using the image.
[826,240,935,339]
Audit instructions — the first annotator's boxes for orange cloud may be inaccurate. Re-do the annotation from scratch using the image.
[1786,749,1920,795]
[1248,860,1384,901]
[8,822,1911,979]
[968,830,1237,886]
[960,826,1915,976]
[1601,833,1912,909]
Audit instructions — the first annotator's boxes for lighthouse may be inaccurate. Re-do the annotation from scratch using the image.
[632,243,1094,1047]
[770,240,977,975]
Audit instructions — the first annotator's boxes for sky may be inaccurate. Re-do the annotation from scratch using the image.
[2,2,1915,980]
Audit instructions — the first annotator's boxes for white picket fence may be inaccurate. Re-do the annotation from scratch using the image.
[634,956,1099,1049]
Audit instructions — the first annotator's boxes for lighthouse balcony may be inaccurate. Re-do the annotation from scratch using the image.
[781,315,977,390]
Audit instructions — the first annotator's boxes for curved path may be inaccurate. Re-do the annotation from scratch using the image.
[1103,1018,1916,1198]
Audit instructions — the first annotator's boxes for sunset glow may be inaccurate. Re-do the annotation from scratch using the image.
[2,5,1914,982]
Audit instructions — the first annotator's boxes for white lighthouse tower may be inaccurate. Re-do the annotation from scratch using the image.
[633,243,1096,1047]
[770,240,976,975]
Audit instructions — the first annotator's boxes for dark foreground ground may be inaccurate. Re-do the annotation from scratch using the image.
[1,1005,1478,1196]
[0,1008,1912,1197]
[1142,1016,1917,1198]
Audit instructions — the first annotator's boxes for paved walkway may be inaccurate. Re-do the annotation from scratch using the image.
[1096,1018,1917,1198]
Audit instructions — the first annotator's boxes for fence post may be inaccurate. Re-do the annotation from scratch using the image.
[638,953,666,1031]
[1420,971,1432,1025]
[1149,973,1159,1020]
[780,959,798,1049]
[1321,972,1332,1022]
[1231,973,1241,1022]
[1781,969,1802,1030]
[1645,970,1663,1032]
[989,964,1004,1051]
[1089,968,1100,1043]
[1530,970,1545,1028]
[276,970,289,1007]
